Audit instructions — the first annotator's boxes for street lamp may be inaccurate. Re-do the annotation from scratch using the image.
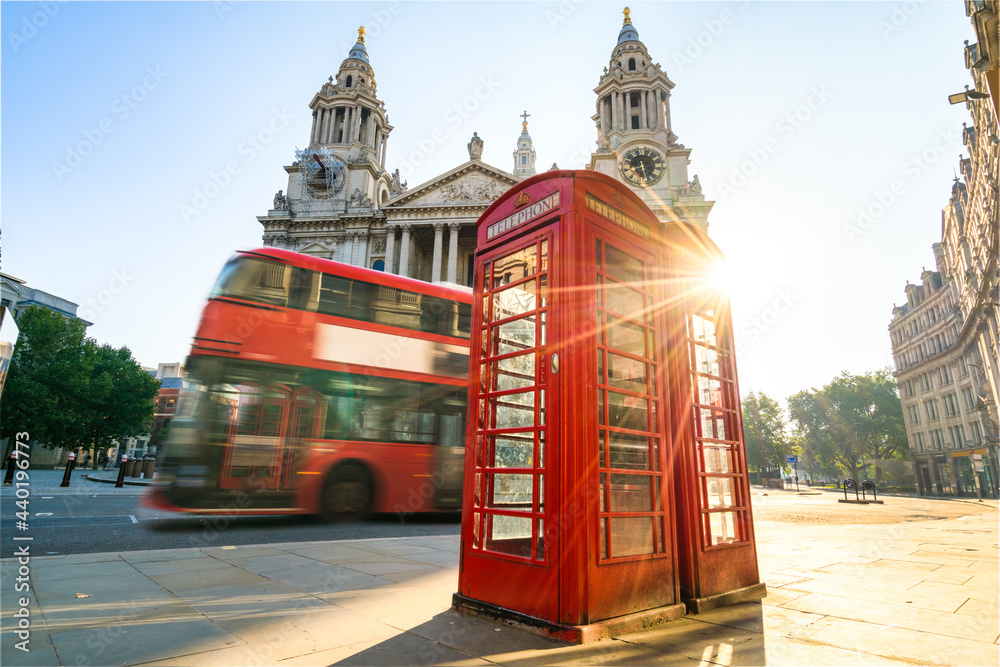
[949,86,990,104]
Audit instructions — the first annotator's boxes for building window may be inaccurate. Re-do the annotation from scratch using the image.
[371,259,385,272]
[963,387,976,411]
[346,75,353,87]
[971,421,983,445]
[521,155,527,165]
[908,405,920,425]
[628,57,636,71]
[944,393,959,417]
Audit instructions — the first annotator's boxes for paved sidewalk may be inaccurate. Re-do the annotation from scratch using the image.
[1,503,997,666]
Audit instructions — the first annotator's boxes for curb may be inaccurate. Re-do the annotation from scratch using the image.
[83,474,154,487]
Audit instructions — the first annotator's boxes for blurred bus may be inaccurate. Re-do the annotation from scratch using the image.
[143,248,472,519]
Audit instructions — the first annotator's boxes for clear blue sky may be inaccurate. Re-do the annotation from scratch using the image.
[1,1,975,404]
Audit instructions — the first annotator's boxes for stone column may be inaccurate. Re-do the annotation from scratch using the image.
[384,224,397,274]
[342,107,351,143]
[356,230,370,267]
[431,222,445,283]
[343,232,357,266]
[611,92,619,131]
[381,133,388,166]
[446,222,461,284]
[398,224,412,277]
[353,105,363,143]
[316,108,327,144]
[640,91,648,129]
[311,109,320,144]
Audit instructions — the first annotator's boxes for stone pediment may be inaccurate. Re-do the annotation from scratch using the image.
[382,161,521,210]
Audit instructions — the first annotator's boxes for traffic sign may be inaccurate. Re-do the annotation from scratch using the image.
[785,455,798,464]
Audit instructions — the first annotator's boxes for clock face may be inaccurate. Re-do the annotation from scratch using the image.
[620,147,665,186]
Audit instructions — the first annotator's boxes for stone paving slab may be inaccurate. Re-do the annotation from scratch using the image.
[1,503,997,666]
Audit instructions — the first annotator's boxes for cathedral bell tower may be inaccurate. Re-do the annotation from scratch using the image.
[588,7,713,230]
[512,111,537,179]
[303,26,394,208]
[259,27,396,267]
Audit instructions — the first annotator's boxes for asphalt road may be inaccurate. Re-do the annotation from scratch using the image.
[0,492,461,559]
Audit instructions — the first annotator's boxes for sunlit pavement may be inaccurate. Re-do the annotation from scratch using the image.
[1,494,996,666]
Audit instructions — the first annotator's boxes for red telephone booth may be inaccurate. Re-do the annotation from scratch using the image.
[453,170,764,642]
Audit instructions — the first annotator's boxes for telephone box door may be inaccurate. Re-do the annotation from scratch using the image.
[585,227,679,621]
[460,229,560,620]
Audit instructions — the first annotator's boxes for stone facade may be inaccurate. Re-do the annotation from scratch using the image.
[259,9,719,278]
[889,0,1000,498]
[258,28,522,286]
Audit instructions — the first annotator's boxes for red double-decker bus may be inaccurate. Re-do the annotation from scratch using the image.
[143,248,472,519]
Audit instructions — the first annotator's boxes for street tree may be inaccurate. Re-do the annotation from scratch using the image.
[0,306,160,461]
[0,307,92,450]
[741,390,793,479]
[81,342,161,467]
[788,368,907,483]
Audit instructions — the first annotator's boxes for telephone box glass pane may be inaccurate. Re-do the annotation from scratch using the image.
[702,445,734,473]
[705,477,734,508]
[708,511,739,545]
[492,391,535,429]
[494,435,533,468]
[609,474,653,512]
[493,353,536,392]
[610,517,654,557]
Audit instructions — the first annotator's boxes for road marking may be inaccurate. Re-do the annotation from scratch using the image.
[35,512,54,517]
[129,515,138,524]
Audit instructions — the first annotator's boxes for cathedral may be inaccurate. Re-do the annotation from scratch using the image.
[258,8,714,286]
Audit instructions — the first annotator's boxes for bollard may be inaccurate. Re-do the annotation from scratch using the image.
[115,455,128,488]
[142,458,155,479]
[3,453,16,486]
[129,458,142,478]
[60,452,76,487]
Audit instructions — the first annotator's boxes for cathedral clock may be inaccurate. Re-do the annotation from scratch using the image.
[620,147,665,186]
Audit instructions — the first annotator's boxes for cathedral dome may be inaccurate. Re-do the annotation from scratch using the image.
[347,27,370,64]
[617,6,640,44]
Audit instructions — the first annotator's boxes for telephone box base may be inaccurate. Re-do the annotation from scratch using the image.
[452,593,687,644]
[683,581,768,615]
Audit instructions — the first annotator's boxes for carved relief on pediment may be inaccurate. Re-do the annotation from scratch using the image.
[435,175,508,204]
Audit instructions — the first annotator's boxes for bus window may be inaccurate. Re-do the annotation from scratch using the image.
[212,257,291,306]
[318,274,352,317]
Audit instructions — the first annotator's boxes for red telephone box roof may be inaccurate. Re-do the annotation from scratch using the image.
[477,169,725,263]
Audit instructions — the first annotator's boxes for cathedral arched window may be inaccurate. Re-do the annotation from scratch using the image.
[346,75,353,87]
[628,58,636,71]
[372,259,385,272]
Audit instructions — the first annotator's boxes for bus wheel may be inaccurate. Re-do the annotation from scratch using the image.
[321,464,372,521]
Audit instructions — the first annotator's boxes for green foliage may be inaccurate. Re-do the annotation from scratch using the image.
[788,368,907,482]
[741,390,793,474]
[0,307,160,449]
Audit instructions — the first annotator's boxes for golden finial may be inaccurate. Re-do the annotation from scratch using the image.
[358,26,366,44]
[623,7,631,24]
